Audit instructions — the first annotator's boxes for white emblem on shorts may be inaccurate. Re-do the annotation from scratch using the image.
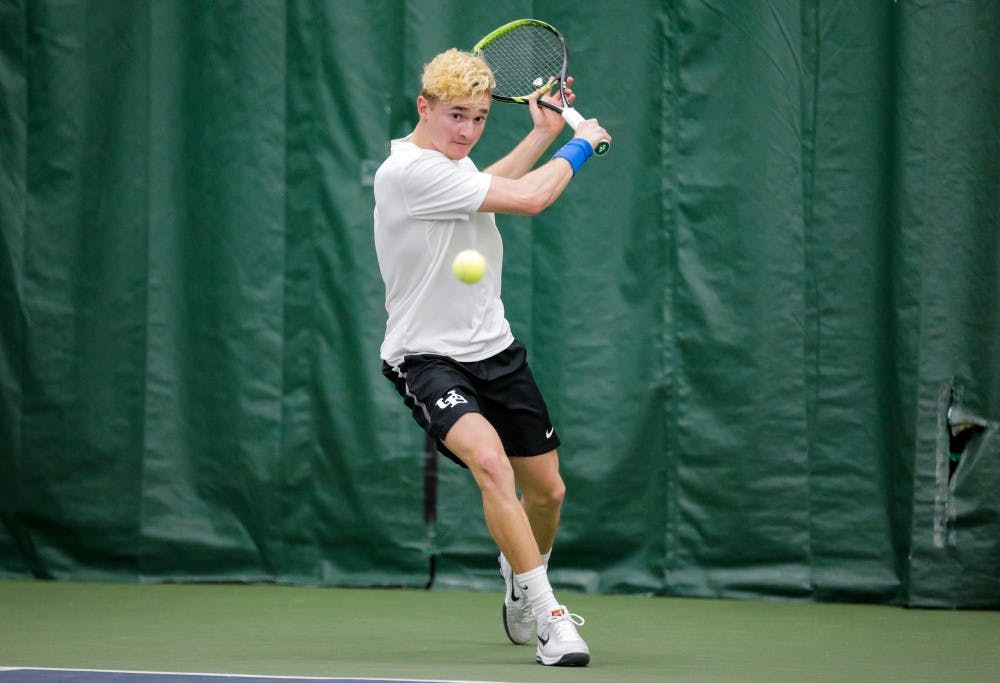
[545,427,555,439]
[436,389,469,410]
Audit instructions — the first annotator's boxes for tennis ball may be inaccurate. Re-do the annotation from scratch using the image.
[452,249,486,284]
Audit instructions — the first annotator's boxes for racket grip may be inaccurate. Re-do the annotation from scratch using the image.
[561,107,585,129]
[561,107,610,156]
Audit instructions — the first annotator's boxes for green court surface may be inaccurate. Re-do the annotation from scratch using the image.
[1,580,998,683]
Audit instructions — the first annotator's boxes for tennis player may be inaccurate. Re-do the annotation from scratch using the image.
[373,48,610,667]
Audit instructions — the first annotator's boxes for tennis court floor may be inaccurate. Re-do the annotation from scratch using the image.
[2,579,998,683]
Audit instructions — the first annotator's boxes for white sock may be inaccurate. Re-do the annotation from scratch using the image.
[514,565,561,622]
[500,549,551,576]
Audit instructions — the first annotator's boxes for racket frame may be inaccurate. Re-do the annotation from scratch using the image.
[474,18,609,155]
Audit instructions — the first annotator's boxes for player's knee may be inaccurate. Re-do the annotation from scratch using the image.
[468,446,515,492]
[544,478,567,510]
[526,476,566,511]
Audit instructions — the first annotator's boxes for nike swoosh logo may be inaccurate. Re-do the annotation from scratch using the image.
[510,582,520,602]
[545,427,555,439]
[538,634,550,646]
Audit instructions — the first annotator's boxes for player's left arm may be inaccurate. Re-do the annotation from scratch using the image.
[483,78,575,180]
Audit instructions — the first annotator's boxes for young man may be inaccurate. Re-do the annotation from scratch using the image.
[373,48,610,667]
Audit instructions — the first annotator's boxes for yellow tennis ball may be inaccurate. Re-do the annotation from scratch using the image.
[452,249,486,284]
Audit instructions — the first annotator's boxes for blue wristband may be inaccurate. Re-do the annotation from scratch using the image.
[551,138,594,175]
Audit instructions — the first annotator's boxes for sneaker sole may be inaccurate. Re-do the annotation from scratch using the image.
[536,651,590,667]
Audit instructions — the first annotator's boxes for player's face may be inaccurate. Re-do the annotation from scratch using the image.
[421,95,491,160]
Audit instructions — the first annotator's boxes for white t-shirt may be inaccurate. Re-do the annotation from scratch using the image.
[374,136,514,367]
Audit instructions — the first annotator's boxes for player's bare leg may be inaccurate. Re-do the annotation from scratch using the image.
[445,413,589,665]
[443,412,541,572]
[510,450,565,556]
[497,450,566,644]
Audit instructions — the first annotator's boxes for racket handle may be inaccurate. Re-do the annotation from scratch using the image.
[562,107,611,156]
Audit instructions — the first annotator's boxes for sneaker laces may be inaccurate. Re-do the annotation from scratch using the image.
[545,607,585,636]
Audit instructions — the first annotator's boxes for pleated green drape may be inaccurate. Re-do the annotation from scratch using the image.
[1,0,997,606]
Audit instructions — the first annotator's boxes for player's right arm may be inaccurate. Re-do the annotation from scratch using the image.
[479,118,609,216]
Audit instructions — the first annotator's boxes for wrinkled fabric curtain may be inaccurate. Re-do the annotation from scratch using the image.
[1,1,997,606]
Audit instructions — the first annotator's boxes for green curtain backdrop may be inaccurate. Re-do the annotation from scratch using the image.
[1,0,997,608]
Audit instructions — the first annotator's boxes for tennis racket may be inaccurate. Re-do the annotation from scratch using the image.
[473,19,610,156]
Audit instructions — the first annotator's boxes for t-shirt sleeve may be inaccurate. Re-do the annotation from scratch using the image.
[402,153,491,221]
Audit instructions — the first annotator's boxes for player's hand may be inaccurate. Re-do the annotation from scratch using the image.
[527,76,575,136]
[574,117,611,154]
[555,75,576,106]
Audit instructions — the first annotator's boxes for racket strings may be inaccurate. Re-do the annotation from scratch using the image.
[479,26,564,99]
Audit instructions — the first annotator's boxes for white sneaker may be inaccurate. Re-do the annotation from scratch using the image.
[499,553,534,645]
[535,606,590,667]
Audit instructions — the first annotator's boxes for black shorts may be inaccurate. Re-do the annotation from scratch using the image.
[381,340,560,468]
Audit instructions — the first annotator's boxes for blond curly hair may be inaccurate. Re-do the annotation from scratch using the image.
[421,48,495,102]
